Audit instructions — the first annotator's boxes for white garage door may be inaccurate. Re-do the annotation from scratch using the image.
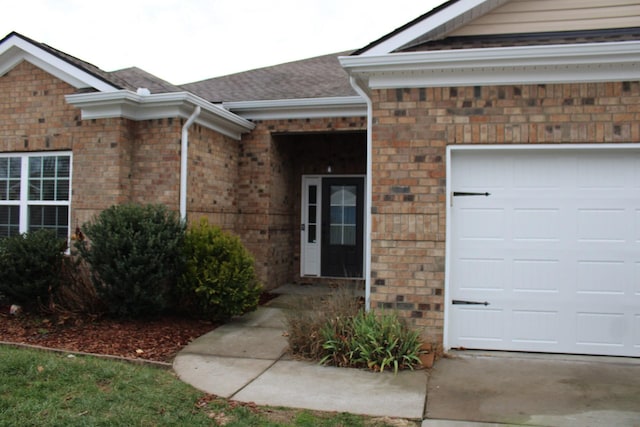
[448,148,640,357]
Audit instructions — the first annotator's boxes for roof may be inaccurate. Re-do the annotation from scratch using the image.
[111,67,183,93]
[180,51,357,103]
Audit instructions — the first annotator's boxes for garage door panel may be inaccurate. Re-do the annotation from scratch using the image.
[513,208,562,241]
[578,155,631,189]
[512,259,563,293]
[511,310,560,344]
[449,148,640,357]
[577,208,628,242]
[576,260,628,295]
[455,307,505,342]
[575,312,627,347]
[455,207,505,241]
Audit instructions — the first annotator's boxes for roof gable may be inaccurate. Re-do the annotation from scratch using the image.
[354,0,510,55]
[448,0,640,37]
[355,0,640,56]
[0,32,121,92]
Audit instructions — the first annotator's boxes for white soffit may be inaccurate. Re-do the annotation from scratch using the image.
[340,41,640,88]
[0,34,118,92]
[360,0,508,56]
[223,96,367,120]
[66,91,255,140]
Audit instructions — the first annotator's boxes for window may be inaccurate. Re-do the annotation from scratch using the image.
[0,153,71,239]
[329,185,356,246]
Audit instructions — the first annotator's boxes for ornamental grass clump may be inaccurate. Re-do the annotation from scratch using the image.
[320,309,423,374]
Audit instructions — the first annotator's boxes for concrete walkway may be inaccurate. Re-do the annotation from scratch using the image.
[173,285,640,426]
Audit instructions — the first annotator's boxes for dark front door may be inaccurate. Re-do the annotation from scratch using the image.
[321,177,364,277]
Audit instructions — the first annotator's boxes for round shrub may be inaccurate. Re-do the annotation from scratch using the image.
[76,204,185,318]
[179,218,261,321]
[0,230,67,312]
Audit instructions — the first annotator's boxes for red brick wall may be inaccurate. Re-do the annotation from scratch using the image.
[370,81,640,342]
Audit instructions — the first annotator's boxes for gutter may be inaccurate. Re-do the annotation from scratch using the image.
[180,106,201,222]
[348,76,373,312]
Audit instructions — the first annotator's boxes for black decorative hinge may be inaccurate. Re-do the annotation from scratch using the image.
[452,192,490,197]
[452,299,490,306]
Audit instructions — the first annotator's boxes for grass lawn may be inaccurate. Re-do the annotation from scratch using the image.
[0,346,405,426]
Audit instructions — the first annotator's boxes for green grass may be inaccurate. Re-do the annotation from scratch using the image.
[0,346,405,427]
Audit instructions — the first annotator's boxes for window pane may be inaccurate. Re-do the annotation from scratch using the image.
[308,185,316,204]
[308,205,316,223]
[343,186,356,205]
[57,179,69,200]
[8,180,20,200]
[330,186,343,205]
[43,157,56,178]
[29,206,69,238]
[308,225,316,243]
[343,225,356,246]
[330,206,342,224]
[57,157,70,178]
[0,182,5,200]
[330,225,342,245]
[29,181,41,200]
[29,157,42,178]
[344,206,356,225]
[0,159,6,178]
[9,158,20,178]
[42,180,55,201]
[0,206,19,238]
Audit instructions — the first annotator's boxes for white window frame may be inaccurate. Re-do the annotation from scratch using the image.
[0,151,72,239]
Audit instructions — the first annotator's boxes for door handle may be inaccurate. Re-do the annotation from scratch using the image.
[300,224,306,231]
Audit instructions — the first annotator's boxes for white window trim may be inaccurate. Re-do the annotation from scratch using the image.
[0,151,72,239]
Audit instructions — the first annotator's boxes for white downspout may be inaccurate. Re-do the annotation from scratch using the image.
[180,106,201,222]
[349,76,373,311]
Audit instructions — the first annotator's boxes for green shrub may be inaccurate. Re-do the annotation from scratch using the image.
[76,204,185,318]
[0,230,67,312]
[321,310,423,374]
[178,218,261,321]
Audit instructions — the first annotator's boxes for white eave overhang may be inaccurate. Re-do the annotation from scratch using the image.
[340,41,640,88]
[223,96,367,121]
[0,35,118,92]
[65,90,255,140]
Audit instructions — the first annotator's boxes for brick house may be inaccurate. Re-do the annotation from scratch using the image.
[1,0,639,357]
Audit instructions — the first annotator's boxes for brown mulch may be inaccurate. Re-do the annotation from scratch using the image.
[0,309,217,363]
[0,293,278,363]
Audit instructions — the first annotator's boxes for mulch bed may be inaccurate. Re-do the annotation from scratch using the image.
[0,292,279,363]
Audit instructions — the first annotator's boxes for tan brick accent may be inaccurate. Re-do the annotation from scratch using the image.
[370,81,640,342]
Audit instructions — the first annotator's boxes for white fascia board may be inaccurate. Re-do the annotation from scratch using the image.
[223,96,367,120]
[65,91,255,140]
[0,36,118,92]
[360,0,491,55]
[340,41,640,88]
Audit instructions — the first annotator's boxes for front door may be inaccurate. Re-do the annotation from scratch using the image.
[301,176,364,278]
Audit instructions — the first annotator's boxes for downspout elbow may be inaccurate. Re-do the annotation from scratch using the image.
[180,106,201,222]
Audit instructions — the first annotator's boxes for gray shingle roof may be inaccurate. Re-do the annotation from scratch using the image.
[110,67,184,93]
[179,51,357,103]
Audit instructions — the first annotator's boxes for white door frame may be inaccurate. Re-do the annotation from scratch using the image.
[300,174,367,279]
[444,143,640,351]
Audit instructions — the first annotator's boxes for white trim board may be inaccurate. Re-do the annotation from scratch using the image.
[341,41,640,88]
[66,90,255,140]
